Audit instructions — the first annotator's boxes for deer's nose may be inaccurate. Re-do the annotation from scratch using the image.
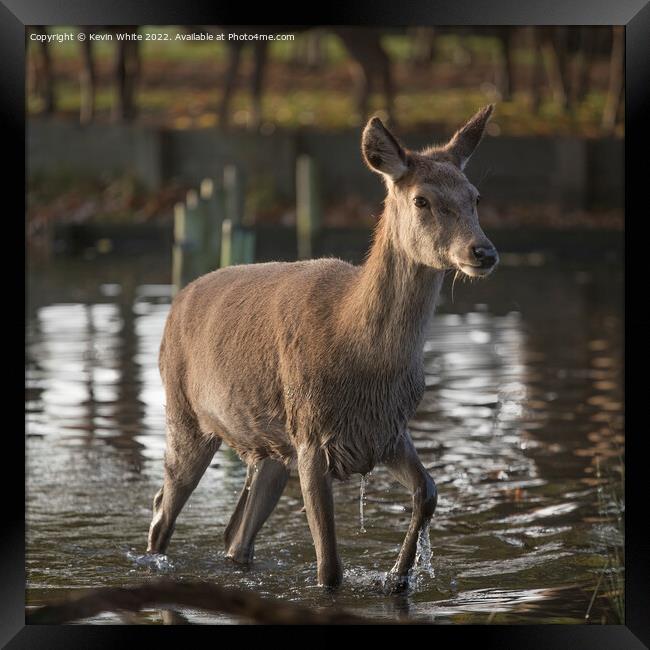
[471,245,499,269]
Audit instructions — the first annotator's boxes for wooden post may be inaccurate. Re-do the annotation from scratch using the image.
[223,164,245,227]
[199,178,224,272]
[242,229,256,264]
[220,222,255,267]
[172,191,205,293]
[175,169,252,281]
[296,155,321,260]
[172,202,187,295]
[221,164,256,266]
[220,219,233,268]
[184,188,204,277]
[234,228,246,265]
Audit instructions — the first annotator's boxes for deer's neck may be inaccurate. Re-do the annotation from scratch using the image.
[340,208,444,368]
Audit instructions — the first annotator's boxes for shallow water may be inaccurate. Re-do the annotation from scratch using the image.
[26,251,624,624]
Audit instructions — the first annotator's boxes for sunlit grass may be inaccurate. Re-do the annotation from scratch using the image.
[585,450,624,624]
[27,81,618,137]
[30,28,525,67]
[29,27,357,66]
[27,27,622,136]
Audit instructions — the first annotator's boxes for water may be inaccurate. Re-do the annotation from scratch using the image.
[359,474,368,534]
[26,251,624,624]
[414,523,434,580]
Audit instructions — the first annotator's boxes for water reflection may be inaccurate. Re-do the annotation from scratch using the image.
[26,255,623,624]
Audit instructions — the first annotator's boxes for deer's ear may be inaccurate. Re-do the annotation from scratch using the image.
[444,104,494,170]
[361,117,408,181]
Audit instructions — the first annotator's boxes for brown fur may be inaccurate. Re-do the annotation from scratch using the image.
[148,105,499,588]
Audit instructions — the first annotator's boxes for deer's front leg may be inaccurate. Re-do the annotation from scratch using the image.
[385,430,437,587]
[296,443,343,588]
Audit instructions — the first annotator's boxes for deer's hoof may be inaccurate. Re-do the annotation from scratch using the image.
[384,570,410,594]
[317,564,343,589]
[226,545,254,566]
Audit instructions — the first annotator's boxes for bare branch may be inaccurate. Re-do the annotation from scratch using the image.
[26,579,401,625]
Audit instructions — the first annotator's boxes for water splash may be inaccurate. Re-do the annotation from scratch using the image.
[359,473,369,533]
[414,522,434,579]
[126,550,174,571]
[382,522,434,593]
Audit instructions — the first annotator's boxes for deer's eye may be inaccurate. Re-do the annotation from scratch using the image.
[413,196,429,209]
[476,194,481,206]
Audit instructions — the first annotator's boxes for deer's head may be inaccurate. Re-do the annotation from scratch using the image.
[362,105,498,278]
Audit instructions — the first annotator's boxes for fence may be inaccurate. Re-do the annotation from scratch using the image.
[172,157,322,293]
[172,164,256,293]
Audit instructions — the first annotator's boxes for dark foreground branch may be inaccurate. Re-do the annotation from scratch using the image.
[26,579,396,625]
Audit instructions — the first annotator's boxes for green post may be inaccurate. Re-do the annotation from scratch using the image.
[221,219,233,268]
[172,191,205,293]
[220,222,255,267]
[242,229,256,264]
[233,228,245,265]
[296,154,321,260]
[221,164,256,266]
[172,202,186,295]
[223,164,244,227]
[199,177,223,272]
[184,188,204,278]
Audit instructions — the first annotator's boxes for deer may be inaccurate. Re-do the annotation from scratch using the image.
[146,104,499,589]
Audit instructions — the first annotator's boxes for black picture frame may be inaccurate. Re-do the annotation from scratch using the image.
[9,1,645,646]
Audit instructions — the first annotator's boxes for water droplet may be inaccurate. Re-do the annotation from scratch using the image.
[359,473,369,534]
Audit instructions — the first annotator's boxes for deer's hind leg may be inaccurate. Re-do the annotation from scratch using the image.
[224,457,289,564]
[147,414,221,555]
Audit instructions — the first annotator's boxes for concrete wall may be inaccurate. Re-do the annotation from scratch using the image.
[28,121,164,189]
[160,130,297,203]
[28,120,623,210]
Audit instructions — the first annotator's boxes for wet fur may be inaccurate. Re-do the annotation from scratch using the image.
[150,105,497,585]
[159,214,444,480]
